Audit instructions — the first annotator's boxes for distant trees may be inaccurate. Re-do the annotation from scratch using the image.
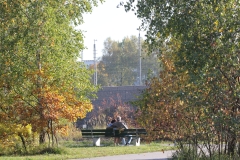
[97,36,160,86]
[0,0,101,153]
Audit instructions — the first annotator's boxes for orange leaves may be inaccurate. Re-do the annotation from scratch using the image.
[35,87,93,134]
[56,125,69,136]
[0,0,99,149]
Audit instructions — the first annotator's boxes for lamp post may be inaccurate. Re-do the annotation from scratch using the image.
[93,39,97,85]
[139,30,142,85]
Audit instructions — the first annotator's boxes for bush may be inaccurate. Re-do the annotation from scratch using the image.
[171,147,240,160]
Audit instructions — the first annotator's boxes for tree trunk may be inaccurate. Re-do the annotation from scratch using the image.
[227,130,236,155]
[19,134,27,152]
[50,119,54,147]
[39,129,45,144]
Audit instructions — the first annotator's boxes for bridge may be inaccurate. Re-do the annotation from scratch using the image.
[76,86,146,129]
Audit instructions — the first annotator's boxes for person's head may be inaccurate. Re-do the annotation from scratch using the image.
[111,119,116,123]
[116,116,121,122]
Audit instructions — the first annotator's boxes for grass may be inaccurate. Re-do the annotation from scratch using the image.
[0,139,176,160]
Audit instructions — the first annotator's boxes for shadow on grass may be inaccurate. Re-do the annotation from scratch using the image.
[60,138,115,148]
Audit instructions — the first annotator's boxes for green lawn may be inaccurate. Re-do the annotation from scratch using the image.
[0,140,176,160]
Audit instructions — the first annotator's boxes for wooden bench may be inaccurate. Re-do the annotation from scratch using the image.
[81,128,147,146]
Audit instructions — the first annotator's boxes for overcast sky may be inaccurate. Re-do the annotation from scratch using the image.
[76,0,143,60]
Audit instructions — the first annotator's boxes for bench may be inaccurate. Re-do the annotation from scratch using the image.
[81,128,147,146]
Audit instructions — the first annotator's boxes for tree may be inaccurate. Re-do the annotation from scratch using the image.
[98,36,160,86]
[0,0,102,151]
[131,40,190,142]
[124,0,240,157]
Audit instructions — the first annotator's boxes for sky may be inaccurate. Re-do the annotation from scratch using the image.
[77,0,143,60]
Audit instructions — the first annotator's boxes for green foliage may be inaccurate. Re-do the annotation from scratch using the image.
[124,0,240,158]
[0,0,102,151]
[98,36,160,86]
[172,146,240,160]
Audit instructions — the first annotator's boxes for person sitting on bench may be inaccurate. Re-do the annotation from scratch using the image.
[106,119,116,128]
[111,116,132,146]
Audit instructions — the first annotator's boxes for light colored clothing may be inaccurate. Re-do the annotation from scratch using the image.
[122,136,132,145]
[111,121,128,129]
[111,121,132,145]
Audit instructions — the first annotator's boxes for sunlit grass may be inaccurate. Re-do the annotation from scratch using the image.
[0,140,176,160]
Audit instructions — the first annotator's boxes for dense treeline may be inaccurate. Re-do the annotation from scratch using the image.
[124,0,240,158]
[0,0,101,154]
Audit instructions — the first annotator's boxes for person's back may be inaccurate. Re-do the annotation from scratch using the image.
[111,116,131,146]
